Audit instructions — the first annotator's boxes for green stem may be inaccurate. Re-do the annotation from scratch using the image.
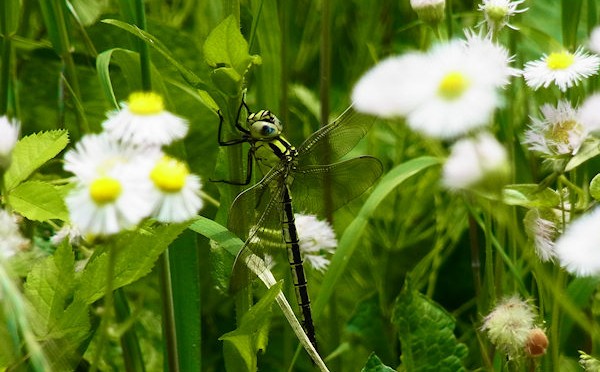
[114,289,146,372]
[91,241,117,372]
[0,29,10,115]
[158,252,180,372]
[134,0,151,91]
[320,0,333,222]
[483,204,495,304]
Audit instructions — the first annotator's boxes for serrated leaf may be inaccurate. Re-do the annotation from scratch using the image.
[219,281,281,372]
[566,138,600,171]
[502,184,560,207]
[392,279,468,372]
[4,130,69,191]
[75,223,187,304]
[361,353,396,372]
[7,181,68,221]
[203,15,255,76]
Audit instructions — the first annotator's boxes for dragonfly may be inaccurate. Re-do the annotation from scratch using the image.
[218,98,383,349]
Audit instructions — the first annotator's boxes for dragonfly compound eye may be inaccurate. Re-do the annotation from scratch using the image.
[249,121,281,139]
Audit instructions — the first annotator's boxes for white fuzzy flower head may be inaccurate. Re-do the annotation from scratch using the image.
[523,49,600,92]
[0,210,29,259]
[589,27,600,55]
[102,91,188,146]
[148,155,203,223]
[481,296,537,360]
[555,207,600,276]
[353,36,516,139]
[524,208,561,262]
[478,0,528,35]
[578,93,600,133]
[0,116,20,170]
[295,214,337,272]
[410,0,445,27]
[580,351,600,371]
[524,100,587,157]
[442,132,509,191]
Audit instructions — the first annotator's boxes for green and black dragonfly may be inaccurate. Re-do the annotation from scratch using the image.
[218,98,382,349]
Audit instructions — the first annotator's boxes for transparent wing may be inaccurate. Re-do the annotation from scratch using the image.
[290,156,383,218]
[227,166,287,293]
[296,106,376,167]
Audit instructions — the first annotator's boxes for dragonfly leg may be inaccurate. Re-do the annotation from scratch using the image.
[217,110,249,146]
[210,143,255,186]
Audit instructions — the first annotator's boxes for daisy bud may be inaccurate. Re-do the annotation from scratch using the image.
[523,208,561,263]
[410,0,445,27]
[0,116,20,170]
[481,296,536,360]
[478,0,528,36]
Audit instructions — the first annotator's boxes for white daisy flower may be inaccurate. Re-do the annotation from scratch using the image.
[524,208,561,262]
[442,132,509,191]
[0,116,20,170]
[103,91,188,146]
[353,35,516,138]
[523,48,600,92]
[295,214,337,272]
[523,100,587,157]
[410,0,445,26]
[64,133,155,182]
[148,155,203,223]
[555,207,600,276]
[578,93,600,133]
[66,164,154,236]
[0,210,29,258]
[481,296,537,360]
[589,26,600,55]
[477,0,528,35]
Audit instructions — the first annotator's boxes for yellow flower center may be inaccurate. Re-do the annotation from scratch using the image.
[546,119,581,148]
[150,156,189,192]
[438,71,470,100]
[546,52,575,70]
[128,91,164,115]
[90,176,122,204]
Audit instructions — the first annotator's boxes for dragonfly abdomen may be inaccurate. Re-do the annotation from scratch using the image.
[281,185,317,350]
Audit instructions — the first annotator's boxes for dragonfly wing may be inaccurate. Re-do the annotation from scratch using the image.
[296,106,376,167]
[290,156,383,217]
[228,168,286,293]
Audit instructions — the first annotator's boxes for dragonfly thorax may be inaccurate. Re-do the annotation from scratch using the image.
[247,110,282,140]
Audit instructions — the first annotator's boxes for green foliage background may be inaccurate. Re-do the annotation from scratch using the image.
[1,0,600,371]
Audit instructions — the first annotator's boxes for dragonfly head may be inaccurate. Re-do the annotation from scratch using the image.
[247,110,282,140]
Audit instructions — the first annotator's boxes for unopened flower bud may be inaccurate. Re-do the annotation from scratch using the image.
[410,0,445,27]
[524,328,548,357]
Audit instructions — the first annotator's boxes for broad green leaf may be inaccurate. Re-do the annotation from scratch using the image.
[4,130,69,191]
[566,138,600,171]
[203,14,260,76]
[219,281,282,372]
[502,184,560,207]
[314,156,442,318]
[101,19,208,89]
[591,174,600,200]
[23,243,90,370]
[392,279,467,372]
[69,0,109,26]
[7,181,68,221]
[75,223,187,304]
[211,67,242,97]
[361,353,396,372]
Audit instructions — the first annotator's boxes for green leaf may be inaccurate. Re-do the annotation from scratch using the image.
[591,174,600,200]
[392,279,468,372]
[361,353,396,372]
[219,281,282,372]
[314,156,442,318]
[7,181,68,221]
[101,19,208,89]
[69,0,109,26]
[566,138,600,171]
[23,243,90,369]
[502,184,561,207]
[203,14,259,76]
[4,130,69,191]
[75,223,187,304]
